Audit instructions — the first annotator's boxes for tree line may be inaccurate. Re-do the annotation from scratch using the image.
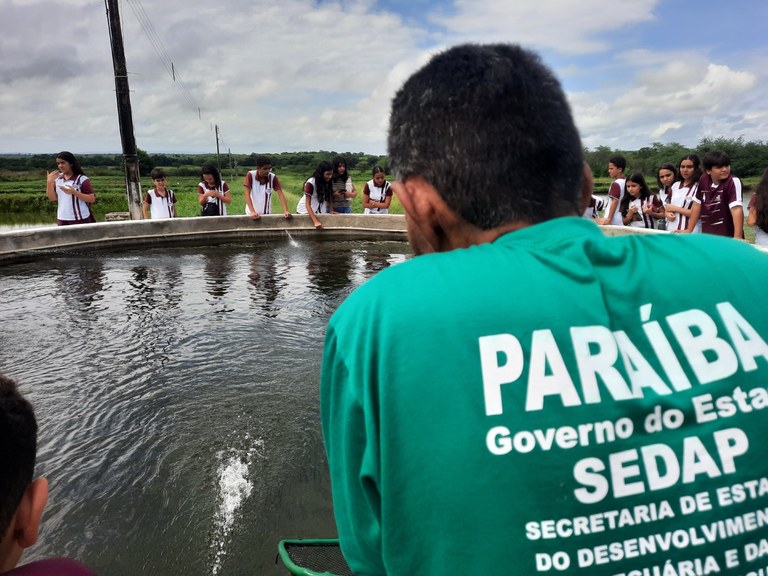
[0,150,390,177]
[584,137,768,180]
[2,137,767,179]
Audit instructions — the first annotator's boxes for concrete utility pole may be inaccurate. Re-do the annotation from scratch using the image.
[105,0,143,220]
[215,124,221,173]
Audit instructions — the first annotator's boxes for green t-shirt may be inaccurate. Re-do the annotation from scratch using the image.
[321,217,768,576]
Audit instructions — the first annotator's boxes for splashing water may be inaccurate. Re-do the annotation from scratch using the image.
[211,436,264,575]
[285,230,300,247]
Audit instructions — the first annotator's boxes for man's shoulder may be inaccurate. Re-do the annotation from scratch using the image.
[636,231,768,270]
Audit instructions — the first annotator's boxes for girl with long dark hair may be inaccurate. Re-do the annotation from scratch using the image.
[363,166,393,214]
[297,161,334,228]
[621,172,662,229]
[331,155,357,213]
[747,167,768,247]
[45,151,96,225]
[664,154,701,233]
[198,164,231,216]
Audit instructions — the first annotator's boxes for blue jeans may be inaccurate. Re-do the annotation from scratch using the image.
[334,206,352,214]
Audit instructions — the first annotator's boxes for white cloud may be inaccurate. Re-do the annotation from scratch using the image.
[430,0,659,54]
[1,0,767,155]
[571,55,763,149]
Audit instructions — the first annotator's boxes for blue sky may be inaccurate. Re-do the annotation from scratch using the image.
[1,0,766,155]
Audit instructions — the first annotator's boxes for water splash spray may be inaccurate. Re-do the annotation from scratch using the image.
[285,230,299,248]
[210,435,264,575]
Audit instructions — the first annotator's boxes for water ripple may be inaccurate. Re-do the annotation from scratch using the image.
[0,239,411,575]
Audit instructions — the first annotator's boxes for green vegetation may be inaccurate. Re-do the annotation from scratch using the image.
[585,137,768,191]
[0,150,389,178]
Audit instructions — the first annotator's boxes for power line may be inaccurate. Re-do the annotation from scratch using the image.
[117,0,231,155]
[122,0,203,117]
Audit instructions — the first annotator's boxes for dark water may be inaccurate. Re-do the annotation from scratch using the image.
[0,238,411,575]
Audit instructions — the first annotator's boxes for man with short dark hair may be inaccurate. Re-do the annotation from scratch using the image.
[0,375,93,575]
[0,374,47,573]
[243,155,292,220]
[320,44,768,575]
[687,150,744,238]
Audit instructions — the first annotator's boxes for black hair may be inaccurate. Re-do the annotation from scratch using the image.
[753,168,768,233]
[56,151,85,176]
[620,172,652,217]
[201,164,222,188]
[372,165,386,177]
[609,156,627,172]
[332,156,350,182]
[678,154,702,186]
[702,150,731,170]
[387,43,584,229]
[149,168,166,180]
[309,161,334,204]
[656,163,679,194]
[0,374,37,536]
[255,155,271,168]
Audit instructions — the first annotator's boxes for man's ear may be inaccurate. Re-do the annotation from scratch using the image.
[14,477,48,548]
[578,162,594,216]
[393,178,447,253]
[392,177,437,221]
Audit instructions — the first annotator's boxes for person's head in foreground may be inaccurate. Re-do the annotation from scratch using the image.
[388,43,587,251]
[321,42,768,576]
[0,375,47,573]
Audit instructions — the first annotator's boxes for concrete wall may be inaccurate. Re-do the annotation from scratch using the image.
[4,216,761,263]
[0,214,408,263]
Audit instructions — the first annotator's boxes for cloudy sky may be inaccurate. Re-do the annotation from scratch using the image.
[2,0,767,155]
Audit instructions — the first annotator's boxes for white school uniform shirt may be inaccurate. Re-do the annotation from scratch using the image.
[146,189,176,219]
[626,195,661,229]
[364,179,392,214]
[199,181,228,215]
[297,178,329,214]
[245,171,275,216]
[605,178,626,225]
[582,196,606,219]
[664,181,701,233]
[55,174,92,221]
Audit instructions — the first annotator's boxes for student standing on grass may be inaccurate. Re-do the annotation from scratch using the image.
[686,150,743,238]
[320,43,768,576]
[142,168,176,220]
[297,161,334,228]
[45,151,96,226]
[198,164,231,217]
[362,166,393,214]
[331,156,357,214]
[654,163,677,230]
[595,155,626,226]
[747,167,768,247]
[664,154,701,233]
[243,155,292,220]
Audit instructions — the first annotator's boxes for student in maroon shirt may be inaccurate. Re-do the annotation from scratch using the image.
[686,150,744,239]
